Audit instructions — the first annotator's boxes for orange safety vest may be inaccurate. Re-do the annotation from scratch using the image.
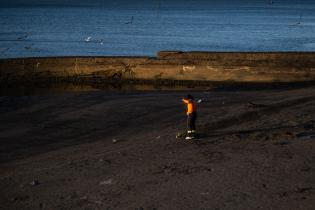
[182,99,196,115]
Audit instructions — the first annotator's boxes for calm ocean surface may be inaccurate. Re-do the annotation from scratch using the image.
[1,4,315,58]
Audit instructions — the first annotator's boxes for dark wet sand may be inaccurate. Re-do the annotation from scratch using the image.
[0,86,315,210]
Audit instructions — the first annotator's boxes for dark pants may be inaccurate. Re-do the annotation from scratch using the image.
[187,112,197,131]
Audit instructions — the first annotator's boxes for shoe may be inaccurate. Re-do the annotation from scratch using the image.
[185,136,193,140]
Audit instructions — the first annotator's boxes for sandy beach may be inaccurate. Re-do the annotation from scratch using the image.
[0,85,315,210]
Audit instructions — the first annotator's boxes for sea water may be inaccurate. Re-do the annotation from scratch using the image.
[1,3,315,58]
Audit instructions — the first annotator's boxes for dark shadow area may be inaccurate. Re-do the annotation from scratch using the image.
[1,79,315,96]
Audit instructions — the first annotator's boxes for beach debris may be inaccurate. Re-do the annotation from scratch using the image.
[99,179,113,185]
[92,200,103,205]
[247,101,268,108]
[197,99,202,103]
[85,36,92,42]
[99,159,111,165]
[112,139,118,143]
[80,195,88,200]
[30,180,40,186]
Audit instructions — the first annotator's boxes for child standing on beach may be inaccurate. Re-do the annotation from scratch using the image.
[182,94,197,140]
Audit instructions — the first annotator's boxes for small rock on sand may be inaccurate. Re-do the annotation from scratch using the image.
[30,180,40,186]
[99,179,113,185]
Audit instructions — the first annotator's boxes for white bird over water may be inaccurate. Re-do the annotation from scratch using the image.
[85,36,92,42]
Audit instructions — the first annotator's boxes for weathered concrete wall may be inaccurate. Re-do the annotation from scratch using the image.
[1,52,315,83]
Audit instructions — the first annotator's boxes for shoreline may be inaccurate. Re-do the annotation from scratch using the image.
[1,51,315,85]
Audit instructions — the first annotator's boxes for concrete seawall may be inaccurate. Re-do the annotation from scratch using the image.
[1,52,315,83]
